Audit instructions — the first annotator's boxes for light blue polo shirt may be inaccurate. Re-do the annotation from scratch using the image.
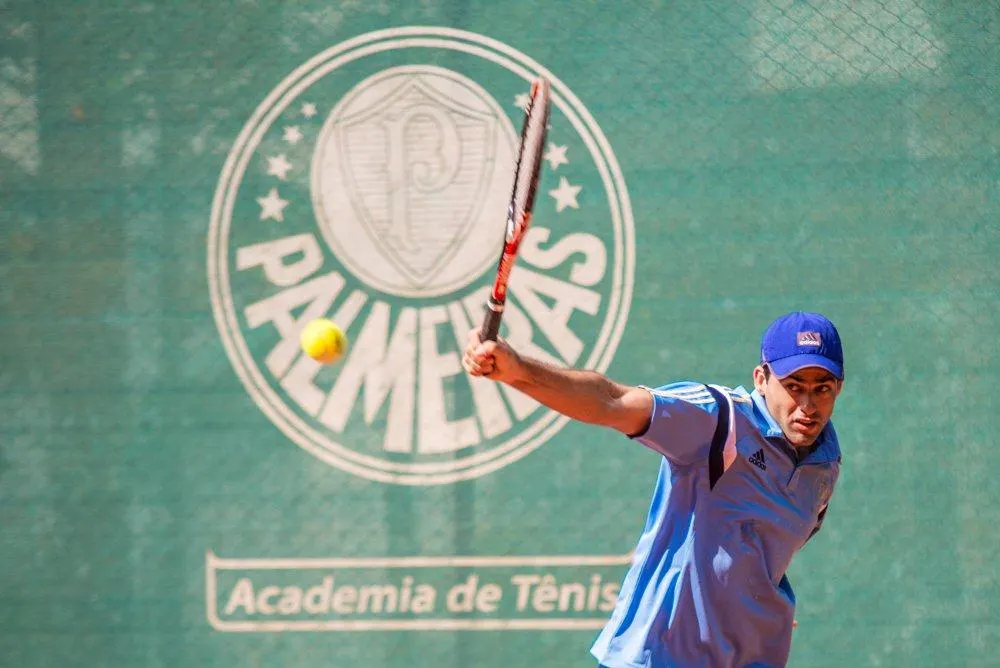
[591,381,841,668]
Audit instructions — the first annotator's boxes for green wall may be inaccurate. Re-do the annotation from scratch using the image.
[1,1,998,666]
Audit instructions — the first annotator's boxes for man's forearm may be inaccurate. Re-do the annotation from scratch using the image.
[504,355,634,430]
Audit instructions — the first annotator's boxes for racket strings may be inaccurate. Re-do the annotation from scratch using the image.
[511,82,550,220]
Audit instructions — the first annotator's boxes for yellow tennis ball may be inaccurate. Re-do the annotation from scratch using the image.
[300,318,347,365]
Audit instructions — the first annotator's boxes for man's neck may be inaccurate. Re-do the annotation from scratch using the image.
[791,441,819,463]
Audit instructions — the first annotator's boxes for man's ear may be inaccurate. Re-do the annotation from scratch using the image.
[753,365,768,395]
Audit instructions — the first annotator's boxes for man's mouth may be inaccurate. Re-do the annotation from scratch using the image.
[792,419,818,432]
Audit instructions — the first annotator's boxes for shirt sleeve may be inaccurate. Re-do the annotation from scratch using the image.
[629,381,721,466]
[806,466,840,543]
[806,504,830,542]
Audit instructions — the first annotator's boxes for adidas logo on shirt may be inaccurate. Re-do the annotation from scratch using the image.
[748,449,767,471]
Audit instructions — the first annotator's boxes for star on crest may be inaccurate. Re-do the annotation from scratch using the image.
[514,93,530,111]
[301,102,317,118]
[257,187,289,222]
[283,126,303,145]
[549,177,582,212]
[266,154,292,180]
[544,143,569,171]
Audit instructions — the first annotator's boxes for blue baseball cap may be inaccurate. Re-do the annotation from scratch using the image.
[760,311,844,379]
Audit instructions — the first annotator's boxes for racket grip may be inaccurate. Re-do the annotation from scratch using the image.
[480,302,503,342]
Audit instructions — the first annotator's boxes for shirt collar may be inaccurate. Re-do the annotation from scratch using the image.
[748,389,842,465]
[749,389,784,438]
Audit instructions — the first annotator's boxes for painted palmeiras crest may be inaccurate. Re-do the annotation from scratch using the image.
[207,27,636,485]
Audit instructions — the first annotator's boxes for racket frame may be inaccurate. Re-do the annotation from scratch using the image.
[480,78,552,342]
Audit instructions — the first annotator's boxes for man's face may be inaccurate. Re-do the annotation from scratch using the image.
[753,365,843,447]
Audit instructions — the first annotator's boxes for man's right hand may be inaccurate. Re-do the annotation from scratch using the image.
[462,328,522,385]
[460,327,652,435]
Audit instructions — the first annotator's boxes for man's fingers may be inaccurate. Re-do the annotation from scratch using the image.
[467,362,496,377]
[463,352,489,375]
[462,347,498,376]
[466,327,483,348]
[466,327,501,356]
[462,353,479,374]
[463,328,503,378]
[467,344,497,363]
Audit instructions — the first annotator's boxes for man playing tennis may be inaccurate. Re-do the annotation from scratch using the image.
[462,311,845,668]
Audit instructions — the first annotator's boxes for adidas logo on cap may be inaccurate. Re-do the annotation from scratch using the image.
[797,331,822,347]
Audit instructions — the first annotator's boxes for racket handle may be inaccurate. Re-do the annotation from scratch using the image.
[481,302,504,342]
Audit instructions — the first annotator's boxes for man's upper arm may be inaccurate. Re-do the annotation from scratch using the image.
[613,385,655,436]
[626,382,720,466]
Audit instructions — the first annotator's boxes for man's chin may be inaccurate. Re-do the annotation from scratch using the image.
[784,431,818,448]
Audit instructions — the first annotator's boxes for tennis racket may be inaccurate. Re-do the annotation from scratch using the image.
[480,77,552,342]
